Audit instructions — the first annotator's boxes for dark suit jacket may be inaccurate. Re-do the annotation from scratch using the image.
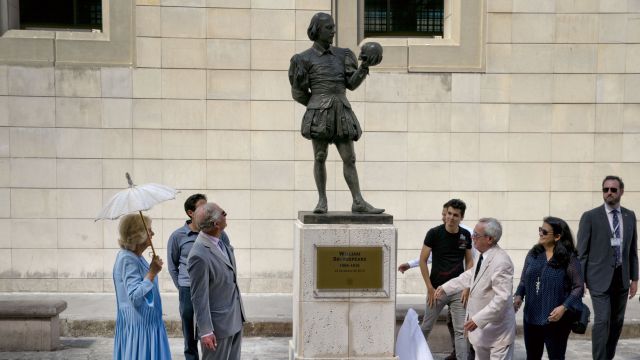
[187,232,245,339]
[577,204,639,293]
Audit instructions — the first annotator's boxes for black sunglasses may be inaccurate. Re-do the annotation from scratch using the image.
[538,227,553,236]
[603,187,619,193]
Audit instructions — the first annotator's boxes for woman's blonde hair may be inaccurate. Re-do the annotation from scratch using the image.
[118,214,151,251]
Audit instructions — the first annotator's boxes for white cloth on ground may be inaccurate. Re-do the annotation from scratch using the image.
[395,308,433,360]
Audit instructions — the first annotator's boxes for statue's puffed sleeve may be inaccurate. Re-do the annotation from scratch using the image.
[344,48,369,91]
[289,54,311,106]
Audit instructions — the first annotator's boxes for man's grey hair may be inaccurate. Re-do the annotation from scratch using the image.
[197,203,223,231]
[478,217,502,243]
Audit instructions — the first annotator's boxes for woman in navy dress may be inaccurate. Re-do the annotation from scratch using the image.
[113,214,171,360]
[513,216,584,360]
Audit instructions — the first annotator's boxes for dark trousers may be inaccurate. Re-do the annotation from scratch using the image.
[179,286,199,360]
[202,330,242,360]
[591,267,629,360]
[523,318,572,360]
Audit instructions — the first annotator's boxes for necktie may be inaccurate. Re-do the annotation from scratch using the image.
[474,254,483,280]
[217,240,230,262]
[612,209,622,267]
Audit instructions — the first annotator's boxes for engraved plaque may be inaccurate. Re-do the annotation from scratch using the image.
[316,246,383,289]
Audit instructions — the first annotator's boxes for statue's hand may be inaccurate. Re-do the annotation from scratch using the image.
[358,42,383,67]
[363,53,382,67]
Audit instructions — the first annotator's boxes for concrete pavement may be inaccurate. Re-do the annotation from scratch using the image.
[1,292,640,357]
[0,292,638,337]
[1,337,640,359]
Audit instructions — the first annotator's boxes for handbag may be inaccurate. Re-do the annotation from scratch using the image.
[570,302,591,334]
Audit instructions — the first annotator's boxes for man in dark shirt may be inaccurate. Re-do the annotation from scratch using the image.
[167,193,207,360]
[419,199,474,360]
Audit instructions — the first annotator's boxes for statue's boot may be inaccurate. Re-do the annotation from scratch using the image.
[351,200,384,214]
[313,198,328,214]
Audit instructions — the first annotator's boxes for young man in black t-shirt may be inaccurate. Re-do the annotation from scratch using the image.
[419,199,473,360]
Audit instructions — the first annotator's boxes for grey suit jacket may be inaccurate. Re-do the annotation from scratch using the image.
[187,232,245,339]
[577,204,639,293]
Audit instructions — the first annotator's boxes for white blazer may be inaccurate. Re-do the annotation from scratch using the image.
[440,244,516,348]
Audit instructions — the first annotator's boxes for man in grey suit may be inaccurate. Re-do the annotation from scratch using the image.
[578,175,638,360]
[188,202,245,360]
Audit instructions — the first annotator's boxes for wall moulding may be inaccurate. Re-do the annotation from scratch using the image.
[0,0,134,66]
[333,0,485,73]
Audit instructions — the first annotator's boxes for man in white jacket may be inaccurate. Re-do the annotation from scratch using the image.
[435,217,516,360]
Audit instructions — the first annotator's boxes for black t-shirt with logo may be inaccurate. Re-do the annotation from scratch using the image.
[423,224,472,288]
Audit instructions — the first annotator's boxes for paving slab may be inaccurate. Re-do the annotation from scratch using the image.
[0,292,639,341]
[1,337,640,360]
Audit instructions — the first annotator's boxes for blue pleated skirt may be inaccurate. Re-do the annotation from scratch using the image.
[113,304,171,360]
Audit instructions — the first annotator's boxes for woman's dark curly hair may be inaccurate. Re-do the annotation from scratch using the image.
[531,216,577,268]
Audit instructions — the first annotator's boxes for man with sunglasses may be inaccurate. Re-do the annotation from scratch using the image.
[577,175,638,360]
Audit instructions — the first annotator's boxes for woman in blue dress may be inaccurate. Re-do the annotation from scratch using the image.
[513,216,584,360]
[113,213,171,360]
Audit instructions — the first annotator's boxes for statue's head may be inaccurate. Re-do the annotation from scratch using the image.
[307,12,335,43]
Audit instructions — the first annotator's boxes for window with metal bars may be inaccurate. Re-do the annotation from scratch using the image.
[18,0,102,31]
[364,0,443,37]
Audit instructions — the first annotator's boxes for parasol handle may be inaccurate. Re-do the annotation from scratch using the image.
[138,211,157,258]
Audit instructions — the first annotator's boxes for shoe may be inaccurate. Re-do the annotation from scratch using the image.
[351,200,384,214]
[444,351,456,360]
[313,198,327,214]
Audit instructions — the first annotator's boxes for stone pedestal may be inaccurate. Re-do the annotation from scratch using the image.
[290,212,398,360]
[0,300,67,351]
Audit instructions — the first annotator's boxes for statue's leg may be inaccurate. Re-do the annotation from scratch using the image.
[312,139,329,214]
[335,141,384,214]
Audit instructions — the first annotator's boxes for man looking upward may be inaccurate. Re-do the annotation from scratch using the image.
[189,203,245,360]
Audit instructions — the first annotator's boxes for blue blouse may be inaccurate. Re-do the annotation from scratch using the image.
[515,250,584,326]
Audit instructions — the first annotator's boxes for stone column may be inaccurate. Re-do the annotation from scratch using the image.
[289,212,398,360]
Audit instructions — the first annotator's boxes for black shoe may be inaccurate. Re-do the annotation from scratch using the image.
[313,198,327,214]
[351,200,384,214]
[444,351,456,360]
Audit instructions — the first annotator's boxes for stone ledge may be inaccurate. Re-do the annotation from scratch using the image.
[0,300,67,351]
[0,300,67,318]
[57,317,640,341]
[298,211,393,224]
[61,319,293,338]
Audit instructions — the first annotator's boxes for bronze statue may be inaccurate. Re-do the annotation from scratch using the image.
[289,12,384,214]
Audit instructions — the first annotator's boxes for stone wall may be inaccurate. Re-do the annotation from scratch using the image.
[0,0,639,294]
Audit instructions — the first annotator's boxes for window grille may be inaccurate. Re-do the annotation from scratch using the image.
[19,0,102,31]
[364,0,443,37]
